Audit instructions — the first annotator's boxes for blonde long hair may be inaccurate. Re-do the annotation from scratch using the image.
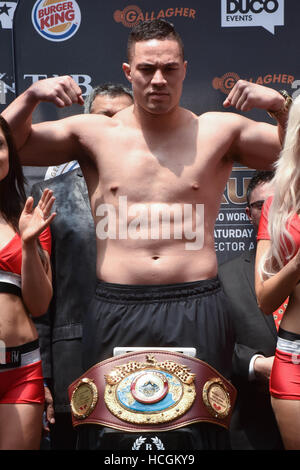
[260,95,300,278]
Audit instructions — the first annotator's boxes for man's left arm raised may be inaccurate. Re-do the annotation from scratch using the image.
[223,80,289,168]
[1,76,85,166]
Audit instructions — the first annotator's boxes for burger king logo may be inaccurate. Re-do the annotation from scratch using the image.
[32,0,81,42]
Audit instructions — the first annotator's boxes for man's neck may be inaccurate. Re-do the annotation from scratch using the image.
[133,103,184,132]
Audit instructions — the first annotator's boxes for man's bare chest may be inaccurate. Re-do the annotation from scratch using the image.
[83,117,232,206]
[97,138,229,204]
[98,149,203,203]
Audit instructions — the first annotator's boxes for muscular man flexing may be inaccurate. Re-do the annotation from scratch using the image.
[2,20,287,449]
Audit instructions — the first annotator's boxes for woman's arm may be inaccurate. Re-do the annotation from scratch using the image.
[255,239,300,315]
[19,189,56,317]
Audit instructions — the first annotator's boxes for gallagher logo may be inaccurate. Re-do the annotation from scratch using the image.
[32,0,81,42]
[113,5,196,28]
[213,72,294,95]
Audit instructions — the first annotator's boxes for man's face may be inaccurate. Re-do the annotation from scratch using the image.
[123,39,187,115]
[246,181,274,232]
[90,93,133,117]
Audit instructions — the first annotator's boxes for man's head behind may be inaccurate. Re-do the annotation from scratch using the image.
[84,83,133,116]
[246,170,275,231]
[127,19,184,63]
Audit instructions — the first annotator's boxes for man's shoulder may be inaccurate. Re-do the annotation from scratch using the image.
[198,110,244,126]
[66,113,116,133]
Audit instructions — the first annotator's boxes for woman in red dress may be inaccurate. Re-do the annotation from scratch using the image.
[255,95,300,449]
[0,115,56,449]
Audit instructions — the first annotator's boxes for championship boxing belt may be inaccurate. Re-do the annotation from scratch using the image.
[68,350,237,432]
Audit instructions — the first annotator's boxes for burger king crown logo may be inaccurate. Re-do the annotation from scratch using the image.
[32,0,81,42]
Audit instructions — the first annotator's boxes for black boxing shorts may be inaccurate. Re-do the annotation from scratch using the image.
[78,277,235,450]
[82,277,234,377]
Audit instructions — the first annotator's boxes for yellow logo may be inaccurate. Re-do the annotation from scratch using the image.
[113,5,196,28]
[213,71,294,95]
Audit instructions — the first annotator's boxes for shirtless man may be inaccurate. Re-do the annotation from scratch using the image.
[2,20,288,449]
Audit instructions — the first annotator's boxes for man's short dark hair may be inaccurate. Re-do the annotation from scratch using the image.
[246,170,275,205]
[127,19,184,62]
[84,83,133,114]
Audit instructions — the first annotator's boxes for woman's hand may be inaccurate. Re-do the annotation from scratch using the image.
[19,188,56,243]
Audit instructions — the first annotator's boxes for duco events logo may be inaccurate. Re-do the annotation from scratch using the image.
[32,0,81,42]
[221,0,284,34]
[113,5,196,28]
[213,71,294,95]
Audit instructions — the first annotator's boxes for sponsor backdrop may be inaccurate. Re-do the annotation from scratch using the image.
[0,2,17,111]
[0,0,298,263]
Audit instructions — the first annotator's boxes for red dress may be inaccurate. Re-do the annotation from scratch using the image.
[0,227,51,404]
[0,226,51,275]
[258,197,300,400]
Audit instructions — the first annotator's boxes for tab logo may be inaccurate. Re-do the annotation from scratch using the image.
[0,80,5,105]
[221,0,284,34]
[0,73,15,106]
[32,0,81,42]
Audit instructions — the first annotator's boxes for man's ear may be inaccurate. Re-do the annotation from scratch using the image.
[183,60,187,81]
[245,206,252,223]
[122,63,132,83]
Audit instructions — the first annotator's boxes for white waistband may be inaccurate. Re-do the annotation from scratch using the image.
[0,348,41,372]
[277,336,300,355]
[0,270,21,288]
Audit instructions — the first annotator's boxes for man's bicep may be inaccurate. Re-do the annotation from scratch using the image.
[234,119,281,170]
[19,119,79,166]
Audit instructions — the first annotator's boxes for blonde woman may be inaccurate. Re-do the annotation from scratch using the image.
[255,95,300,450]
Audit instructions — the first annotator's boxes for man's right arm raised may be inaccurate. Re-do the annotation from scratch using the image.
[1,76,85,166]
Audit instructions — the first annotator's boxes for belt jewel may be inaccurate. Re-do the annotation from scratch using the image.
[104,354,196,425]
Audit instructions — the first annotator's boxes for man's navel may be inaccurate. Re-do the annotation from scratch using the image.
[110,185,119,196]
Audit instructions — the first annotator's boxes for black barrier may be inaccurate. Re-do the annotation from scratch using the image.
[4,0,299,262]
